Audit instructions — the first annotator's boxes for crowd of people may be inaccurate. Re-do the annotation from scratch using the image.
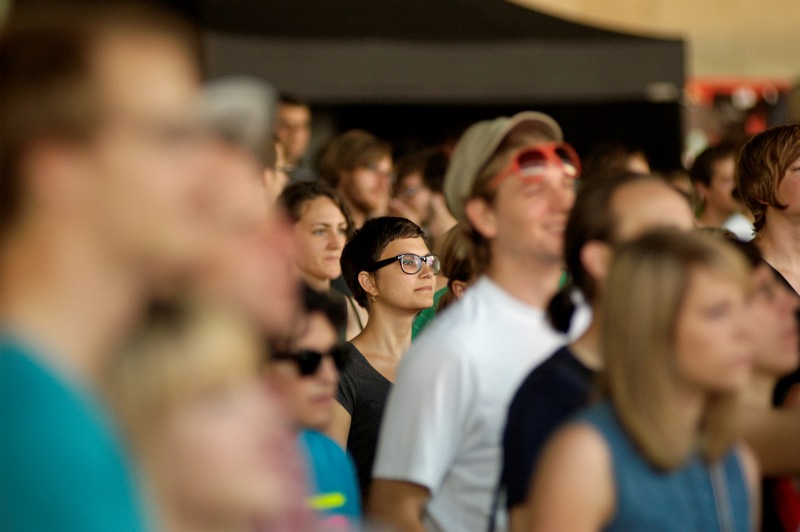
[2,2,800,532]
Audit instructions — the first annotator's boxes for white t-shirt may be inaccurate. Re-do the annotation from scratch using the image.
[372,276,579,532]
[722,213,755,242]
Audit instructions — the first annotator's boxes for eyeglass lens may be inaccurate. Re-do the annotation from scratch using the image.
[398,254,441,275]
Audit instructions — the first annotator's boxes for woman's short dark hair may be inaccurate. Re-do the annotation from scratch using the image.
[278,180,353,237]
[340,216,430,308]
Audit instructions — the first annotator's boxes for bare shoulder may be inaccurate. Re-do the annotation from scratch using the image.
[541,422,612,469]
[525,422,615,532]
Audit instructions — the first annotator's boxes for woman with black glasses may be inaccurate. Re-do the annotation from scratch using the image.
[328,216,438,502]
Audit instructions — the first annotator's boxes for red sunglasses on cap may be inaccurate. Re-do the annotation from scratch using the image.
[488,142,581,190]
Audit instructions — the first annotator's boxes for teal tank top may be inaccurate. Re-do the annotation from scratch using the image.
[579,402,751,532]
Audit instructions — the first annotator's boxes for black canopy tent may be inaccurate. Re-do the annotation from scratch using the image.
[168,0,686,168]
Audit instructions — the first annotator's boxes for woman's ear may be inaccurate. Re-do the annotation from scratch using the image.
[464,197,497,239]
[357,271,378,298]
[580,240,612,285]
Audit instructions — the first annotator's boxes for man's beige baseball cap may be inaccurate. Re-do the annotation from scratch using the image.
[443,111,563,224]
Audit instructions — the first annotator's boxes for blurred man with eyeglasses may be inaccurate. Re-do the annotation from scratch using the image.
[0,3,215,530]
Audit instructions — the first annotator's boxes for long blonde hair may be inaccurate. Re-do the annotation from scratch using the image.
[601,229,749,469]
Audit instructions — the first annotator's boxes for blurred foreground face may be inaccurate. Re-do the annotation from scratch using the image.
[268,312,340,430]
[489,141,576,263]
[152,378,283,527]
[195,140,299,334]
[748,264,800,377]
[83,32,213,272]
[674,267,753,393]
[109,305,296,529]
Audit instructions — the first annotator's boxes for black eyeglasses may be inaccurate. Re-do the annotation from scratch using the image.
[271,347,347,376]
[367,253,441,275]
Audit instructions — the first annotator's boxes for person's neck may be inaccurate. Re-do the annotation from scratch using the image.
[302,274,330,293]
[697,205,735,228]
[351,303,415,360]
[740,369,777,409]
[569,306,603,371]
[0,220,144,384]
[754,221,800,292]
[484,252,562,309]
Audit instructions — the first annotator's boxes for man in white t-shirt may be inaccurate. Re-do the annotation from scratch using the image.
[369,112,582,531]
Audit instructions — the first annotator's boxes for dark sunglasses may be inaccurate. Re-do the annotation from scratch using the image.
[271,347,347,376]
[367,253,441,275]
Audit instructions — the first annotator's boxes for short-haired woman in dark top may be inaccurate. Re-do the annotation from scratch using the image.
[327,216,438,501]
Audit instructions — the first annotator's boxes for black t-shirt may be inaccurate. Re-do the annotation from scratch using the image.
[336,341,392,500]
[501,345,595,509]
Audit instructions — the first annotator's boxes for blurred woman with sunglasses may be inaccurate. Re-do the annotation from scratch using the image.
[266,286,362,528]
[328,217,438,502]
[106,301,316,532]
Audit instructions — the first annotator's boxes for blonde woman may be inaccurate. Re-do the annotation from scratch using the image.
[106,302,314,532]
[525,229,759,532]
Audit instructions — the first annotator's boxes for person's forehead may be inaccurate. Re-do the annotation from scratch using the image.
[379,236,428,257]
[612,181,694,238]
[711,156,735,179]
[278,104,310,120]
[89,32,197,113]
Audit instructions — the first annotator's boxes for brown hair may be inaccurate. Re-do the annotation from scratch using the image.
[736,124,800,234]
[601,229,748,469]
[318,129,391,188]
[436,225,477,313]
[278,180,353,238]
[0,1,199,235]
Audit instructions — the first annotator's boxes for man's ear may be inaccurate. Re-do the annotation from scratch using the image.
[451,279,470,299]
[464,197,497,239]
[357,271,378,298]
[580,240,612,285]
[22,138,89,216]
[694,181,708,203]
